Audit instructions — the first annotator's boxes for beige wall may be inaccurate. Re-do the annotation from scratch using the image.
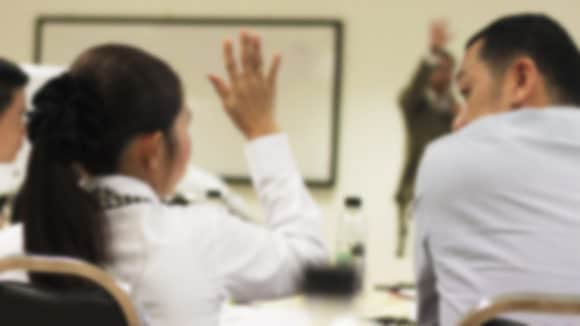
[2,0,580,287]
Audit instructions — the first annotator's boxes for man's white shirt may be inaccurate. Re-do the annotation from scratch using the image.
[415,108,580,325]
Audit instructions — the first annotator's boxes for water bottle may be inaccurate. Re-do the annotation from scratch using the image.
[335,196,366,281]
[302,196,366,324]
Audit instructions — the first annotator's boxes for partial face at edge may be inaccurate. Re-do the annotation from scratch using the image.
[456,39,512,127]
[0,88,27,162]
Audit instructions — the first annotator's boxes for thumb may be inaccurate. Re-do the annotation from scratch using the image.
[208,75,230,101]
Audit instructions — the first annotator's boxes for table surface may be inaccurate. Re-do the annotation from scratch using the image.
[221,290,416,325]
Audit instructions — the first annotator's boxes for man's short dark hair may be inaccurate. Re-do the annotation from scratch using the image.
[0,58,28,115]
[466,14,580,106]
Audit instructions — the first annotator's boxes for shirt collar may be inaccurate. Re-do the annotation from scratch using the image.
[85,175,161,204]
[0,164,19,196]
[459,106,580,140]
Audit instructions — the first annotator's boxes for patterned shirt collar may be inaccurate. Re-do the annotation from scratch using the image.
[85,175,160,209]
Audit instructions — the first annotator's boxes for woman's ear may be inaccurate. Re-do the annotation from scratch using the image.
[135,131,165,173]
[507,57,539,108]
[117,131,172,197]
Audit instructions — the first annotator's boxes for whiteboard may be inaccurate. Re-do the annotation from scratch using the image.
[35,16,343,186]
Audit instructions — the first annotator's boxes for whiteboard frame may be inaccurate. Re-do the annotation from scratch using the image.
[33,15,343,188]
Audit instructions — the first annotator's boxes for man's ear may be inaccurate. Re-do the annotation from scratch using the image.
[134,131,165,172]
[507,57,539,108]
[452,105,468,131]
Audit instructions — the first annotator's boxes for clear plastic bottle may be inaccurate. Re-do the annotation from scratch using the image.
[335,196,366,279]
[303,197,366,324]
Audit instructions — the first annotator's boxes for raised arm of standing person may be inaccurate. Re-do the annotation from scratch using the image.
[399,20,451,111]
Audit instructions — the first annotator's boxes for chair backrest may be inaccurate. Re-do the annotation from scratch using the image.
[0,255,140,326]
[460,293,580,326]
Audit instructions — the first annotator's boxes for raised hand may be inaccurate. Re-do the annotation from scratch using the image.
[430,20,450,53]
[209,31,282,140]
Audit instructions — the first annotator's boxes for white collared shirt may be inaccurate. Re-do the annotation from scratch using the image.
[0,163,20,196]
[175,164,251,219]
[415,108,580,325]
[0,134,327,326]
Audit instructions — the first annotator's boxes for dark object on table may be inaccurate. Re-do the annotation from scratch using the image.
[302,266,360,297]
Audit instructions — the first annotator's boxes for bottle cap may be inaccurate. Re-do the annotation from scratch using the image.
[345,196,362,208]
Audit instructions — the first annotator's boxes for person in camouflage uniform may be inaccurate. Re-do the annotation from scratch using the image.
[395,21,457,257]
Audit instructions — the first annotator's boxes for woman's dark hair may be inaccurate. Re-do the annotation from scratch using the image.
[13,44,182,288]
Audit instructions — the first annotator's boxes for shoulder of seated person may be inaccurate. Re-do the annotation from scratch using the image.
[112,201,227,228]
[420,116,512,181]
[121,203,229,244]
[427,113,513,153]
[160,201,231,222]
[0,223,22,236]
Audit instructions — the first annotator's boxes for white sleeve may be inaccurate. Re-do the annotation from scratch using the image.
[0,224,27,282]
[413,135,475,325]
[213,134,328,301]
[0,164,18,196]
[414,214,439,326]
[414,144,442,326]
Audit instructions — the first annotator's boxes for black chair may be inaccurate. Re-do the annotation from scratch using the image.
[460,293,580,326]
[0,255,141,326]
